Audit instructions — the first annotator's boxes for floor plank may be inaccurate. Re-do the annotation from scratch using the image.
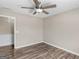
[0,45,14,59]
[15,42,79,59]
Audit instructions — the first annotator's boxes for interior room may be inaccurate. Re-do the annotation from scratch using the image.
[0,0,79,59]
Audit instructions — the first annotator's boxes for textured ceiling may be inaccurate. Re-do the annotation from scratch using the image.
[0,0,79,18]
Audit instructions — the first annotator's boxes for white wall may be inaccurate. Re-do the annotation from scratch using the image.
[44,8,79,54]
[0,9,43,48]
[15,14,43,49]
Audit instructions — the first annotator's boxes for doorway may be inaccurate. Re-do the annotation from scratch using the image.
[0,15,15,59]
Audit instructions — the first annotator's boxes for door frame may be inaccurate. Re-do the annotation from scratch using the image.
[0,15,16,48]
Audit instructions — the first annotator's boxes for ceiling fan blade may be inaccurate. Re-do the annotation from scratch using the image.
[43,10,49,14]
[21,7,34,9]
[33,0,41,8]
[41,4,56,9]
[33,11,37,15]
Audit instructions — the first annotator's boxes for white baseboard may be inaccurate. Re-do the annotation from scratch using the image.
[15,41,44,49]
[44,42,79,56]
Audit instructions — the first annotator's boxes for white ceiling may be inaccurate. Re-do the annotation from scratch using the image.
[0,0,79,18]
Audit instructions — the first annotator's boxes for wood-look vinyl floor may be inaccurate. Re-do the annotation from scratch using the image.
[15,43,79,59]
[0,45,14,59]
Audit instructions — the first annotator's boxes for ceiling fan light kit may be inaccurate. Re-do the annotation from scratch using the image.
[36,9,43,13]
[21,0,56,15]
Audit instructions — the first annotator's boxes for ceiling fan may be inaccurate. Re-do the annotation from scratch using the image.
[21,0,56,15]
